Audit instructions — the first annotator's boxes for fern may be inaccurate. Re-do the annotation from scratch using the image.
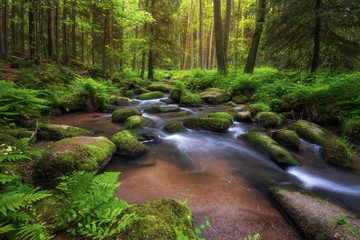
[17,223,54,240]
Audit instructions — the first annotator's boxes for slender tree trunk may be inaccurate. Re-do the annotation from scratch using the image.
[241,0,245,65]
[0,2,3,58]
[3,0,8,59]
[62,0,68,63]
[244,0,265,74]
[28,0,35,60]
[11,1,16,54]
[102,12,107,70]
[235,0,241,68]
[39,5,44,57]
[20,1,25,54]
[196,2,199,68]
[71,0,76,59]
[183,3,192,69]
[132,27,138,71]
[311,0,321,73]
[141,50,146,79]
[199,0,204,69]
[81,25,84,62]
[108,4,114,71]
[208,20,213,69]
[55,0,59,61]
[91,7,95,65]
[190,0,194,70]
[48,0,55,59]
[147,0,155,80]
[213,0,226,74]
[231,0,236,66]
[223,0,231,63]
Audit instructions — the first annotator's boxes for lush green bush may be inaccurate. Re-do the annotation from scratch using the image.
[342,117,360,142]
[248,102,271,117]
[76,78,110,112]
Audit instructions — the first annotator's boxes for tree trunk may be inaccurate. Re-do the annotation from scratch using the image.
[147,0,155,80]
[141,50,146,79]
[71,0,76,59]
[55,0,59,61]
[48,0,55,59]
[311,0,321,73]
[183,2,192,69]
[208,20,213,69]
[39,5,44,57]
[199,0,204,69]
[28,0,35,60]
[102,12,107,70]
[91,7,95,65]
[223,0,231,63]
[11,1,16,53]
[241,0,245,65]
[3,0,8,59]
[108,4,114,71]
[244,0,265,74]
[213,0,226,74]
[0,2,3,58]
[232,0,236,67]
[20,1,25,54]
[190,0,194,70]
[62,0,68,63]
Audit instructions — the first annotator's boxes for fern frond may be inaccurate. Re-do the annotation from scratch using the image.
[17,222,54,240]
[0,154,31,162]
[0,223,16,234]
[0,173,19,185]
[0,193,26,216]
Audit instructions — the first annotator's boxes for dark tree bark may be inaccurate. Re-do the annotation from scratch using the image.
[3,0,8,59]
[38,5,44,57]
[48,0,55,58]
[28,0,36,60]
[147,0,155,80]
[62,0,68,63]
[199,0,204,69]
[244,0,266,74]
[141,49,146,79]
[71,0,76,59]
[213,0,226,74]
[108,4,114,71]
[0,2,3,58]
[55,0,59,61]
[311,0,322,73]
[102,12,107,70]
[11,1,16,53]
[223,0,231,61]
[20,1,25,54]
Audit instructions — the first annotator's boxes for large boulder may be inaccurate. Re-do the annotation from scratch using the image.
[34,136,116,186]
[120,199,197,240]
[111,130,149,159]
[38,124,94,140]
[144,106,181,113]
[112,108,142,123]
[243,132,299,167]
[248,103,271,117]
[270,187,360,240]
[109,95,132,106]
[183,117,230,132]
[0,128,33,139]
[255,112,284,128]
[288,120,333,146]
[234,111,252,123]
[164,121,186,133]
[179,91,202,107]
[147,83,173,93]
[199,88,230,104]
[169,88,183,103]
[322,139,352,168]
[124,116,145,130]
[137,91,164,100]
[208,112,233,124]
[272,130,301,151]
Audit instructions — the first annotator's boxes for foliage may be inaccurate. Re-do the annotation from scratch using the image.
[75,78,110,112]
[342,117,360,142]
[194,220,211,240]
[248,102,271,116]
[55,171,138,239]
[245,233,261,240]
[0,138,41,163]
[331,212,357,236]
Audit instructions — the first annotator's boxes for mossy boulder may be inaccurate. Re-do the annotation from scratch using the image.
[226,101,237,107]
[120,199,196,240]
[255,112,284,128]
[38,124,94,140]
[199,88,230,104]
[144,106,181,113]
[288,120,333,146]
[111,130,149,159]
[243,132,299,167]
[248,103,271,117]
[234,111,252,123]
[34,136,116,186]
[270,187,360,240]
[137,91,164,100]
[231,106,246,112]
[272,130,301,150]
[164,121,186,133]
[183,117,230,132]
[109,95,132,106]
[169,88,183,103]
[123,90,135,98]
[208,112,233,124]
[174,111,192,117]
[232,95,248,104]
[322,139,352,168]
[147,83,173,93]
[160,98,174,104]
[124,116,145,130]
[0,128,33,139]
[179,91,202,107]
[112,108,142,123]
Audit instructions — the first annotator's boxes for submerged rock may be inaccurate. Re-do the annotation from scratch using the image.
[322,139,352,168]
[112,108,142,123]
[208,112,233,124]
[111,130,149,159]
[270,187,360,240]
[38,124,94,140]
[288,120,333,146]
[243,132,299,167]
[120,199,196,240]
[234,111,252,123]
[164,121,186,133]
[137,91,164,100]
[272,130,301,151]
[144,106,181,113]
[124,116,145,130]
[147,83,173,93]
[109,95,133,106]
[34,136,116,186]
[200,88,230,104]
[183,117,230,132]
[255,112,284,128]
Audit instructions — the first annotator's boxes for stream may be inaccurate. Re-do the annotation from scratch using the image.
[49,96,360,240]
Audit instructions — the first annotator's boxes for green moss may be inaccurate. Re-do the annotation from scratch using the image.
[208,112,233,124]
[243,132,299,167]
[175,111,192,117]
[234,111,252,123]
[120,199,196,240]
[123,90,135,98]
[39,124,94,140]
[164,121,186,133]
[147,83,173,93]
[199,88,230,104]
[288,120,331,146]
[248,102,271,117]
[226,101,237,107]
[342,117,360,142]
[134,87,150,95]
[255,112,284,128]
[111,130,149,158]
[124,116,145,129]
[169,88,183,103]
[232,95,248,104]
[183,117,231,132]
[144,106,181,113]
[272,130,301,150]
[109,95,132,106]
[0,133,19,147]
[0,128,33,139]
[112,108,142,123]
[137,91,164,100]
[322,139,352,168]
[231,106,246,112]
[179,91,202,107]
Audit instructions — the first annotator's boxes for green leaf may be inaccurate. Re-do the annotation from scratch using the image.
[206,220,211,228]
[195,228,202,234]
[200,224,205,229]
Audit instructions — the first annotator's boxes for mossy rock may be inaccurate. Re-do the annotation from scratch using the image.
[144,106,181,113]
[112,108,142,123]
[208,112,233,124]
[147,83,173,93]
[232,95,248,104]
[58,93,83,112]
[321,139,352,168]
[288,120,333,146]
[255,112,284,128]
[38,124,94,140]
[124,116,145,130]
[137,91,164,100]
[226,101,237,107]
[169,88,183,103]
[243,132,299,167]
[0,134,19,148]
[174,111,192,117]
[179,91,202,107]
[270,187,360,240]
[0,128,33,139]
[231,106,246,112]
[272,130,301,150]
[134,87,150,95]
[199,88,230,104]
[342,117,360,143]
[120,199,196,240]
[183,117,230,132]
[160,98,174,104]
[234,111,252,123]
[248,103,271,117]
[164,121,186,133]
[123,90,135,98]
[109,95,132,106]
[34,136,116,187]
[111,130,149,159]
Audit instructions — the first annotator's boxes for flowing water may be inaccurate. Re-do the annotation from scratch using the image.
[50,97,360,240]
